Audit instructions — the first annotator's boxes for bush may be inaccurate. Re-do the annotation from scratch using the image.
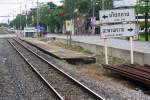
[139,21,150,28]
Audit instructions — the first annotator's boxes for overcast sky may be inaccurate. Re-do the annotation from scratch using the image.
[0,0,137,23]
[0,0,62,23]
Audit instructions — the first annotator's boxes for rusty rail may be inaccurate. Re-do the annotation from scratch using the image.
[103,64,150,87]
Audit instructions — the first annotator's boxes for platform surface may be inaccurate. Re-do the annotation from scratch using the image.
[22,38,95,61]
[46,34,150,54]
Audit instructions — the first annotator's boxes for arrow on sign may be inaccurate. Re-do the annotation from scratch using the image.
[102,15,108,19]
[128,28,133,32]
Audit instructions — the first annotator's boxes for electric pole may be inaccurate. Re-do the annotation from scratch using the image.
[25,3,28,28]
[102,0,105,10]
[145,0,149,41]
[37,0,39,36]
[92,0,96,35]
[20,3,22,30]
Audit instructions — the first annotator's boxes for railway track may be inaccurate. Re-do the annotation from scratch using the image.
[8,38,104,100]
[8,39,63,100]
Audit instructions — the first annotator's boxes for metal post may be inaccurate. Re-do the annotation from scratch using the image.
[130,36,134,64]
[25,3,28,28]
[13,11,15,29]
[69,31,72,46]
[69,19,73,46]
[37,0,39,37]
[72,14,75,35]
[102,0,104,10]
[20,3,22,30]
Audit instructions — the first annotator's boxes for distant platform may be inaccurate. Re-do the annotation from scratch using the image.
[0,34,16,38]
[0,29,17,38]
[22,38,96,64]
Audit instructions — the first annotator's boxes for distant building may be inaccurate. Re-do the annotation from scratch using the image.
[24,27,37,37]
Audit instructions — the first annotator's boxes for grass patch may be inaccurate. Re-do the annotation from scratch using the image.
[138,33,150,41]
[54,42,93,55]
[39,38,128,65]
[54,42,127,65]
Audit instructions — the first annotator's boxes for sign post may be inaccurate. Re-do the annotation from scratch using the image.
[104,38,108,64]
[130,36,134,64]
[65,20,72,46]
[99,8,137,64]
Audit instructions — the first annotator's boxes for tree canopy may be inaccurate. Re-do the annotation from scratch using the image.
[10,0,113,33]
[134,0,150,14]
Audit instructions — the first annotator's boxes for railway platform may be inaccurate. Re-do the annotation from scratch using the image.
[22,38,96,64]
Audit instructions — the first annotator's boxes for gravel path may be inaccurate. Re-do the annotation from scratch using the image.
[0,38,60,100]
[19,38,150,100]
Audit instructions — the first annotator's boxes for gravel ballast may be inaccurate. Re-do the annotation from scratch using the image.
[20,38,150,100]
[0,39,60,100]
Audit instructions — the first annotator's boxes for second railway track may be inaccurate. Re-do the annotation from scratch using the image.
[8,38,104,100]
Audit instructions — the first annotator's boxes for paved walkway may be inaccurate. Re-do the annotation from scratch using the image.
[46,34,150,54]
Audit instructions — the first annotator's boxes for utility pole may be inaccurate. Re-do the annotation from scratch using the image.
[25,3,28,28]
[102,0,105,10]
[145,0,149,41]
[37,0,39,36]
[20,3,22,30]
[92,0,95,35]
[13,10,15,29]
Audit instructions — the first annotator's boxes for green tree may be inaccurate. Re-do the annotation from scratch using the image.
[39,2,65,32]
[135,0,150,14]
[64,0,77,19]
[10,15,26,29]
[135,0,150,41]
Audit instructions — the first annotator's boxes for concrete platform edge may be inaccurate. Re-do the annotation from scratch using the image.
[54,38,150,66]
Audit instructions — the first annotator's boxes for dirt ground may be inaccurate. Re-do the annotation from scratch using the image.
[51,41,145,90]
[75,64,137,89]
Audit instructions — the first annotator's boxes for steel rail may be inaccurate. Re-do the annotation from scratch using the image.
[103,64,150,86]
[117,65,150,80]
[8,39,64,100]
[13,38,105,100]
[122,64,150,74]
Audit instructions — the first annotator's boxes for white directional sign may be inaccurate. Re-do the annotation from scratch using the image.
[100,23,137,38]
[99,9,136,24]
